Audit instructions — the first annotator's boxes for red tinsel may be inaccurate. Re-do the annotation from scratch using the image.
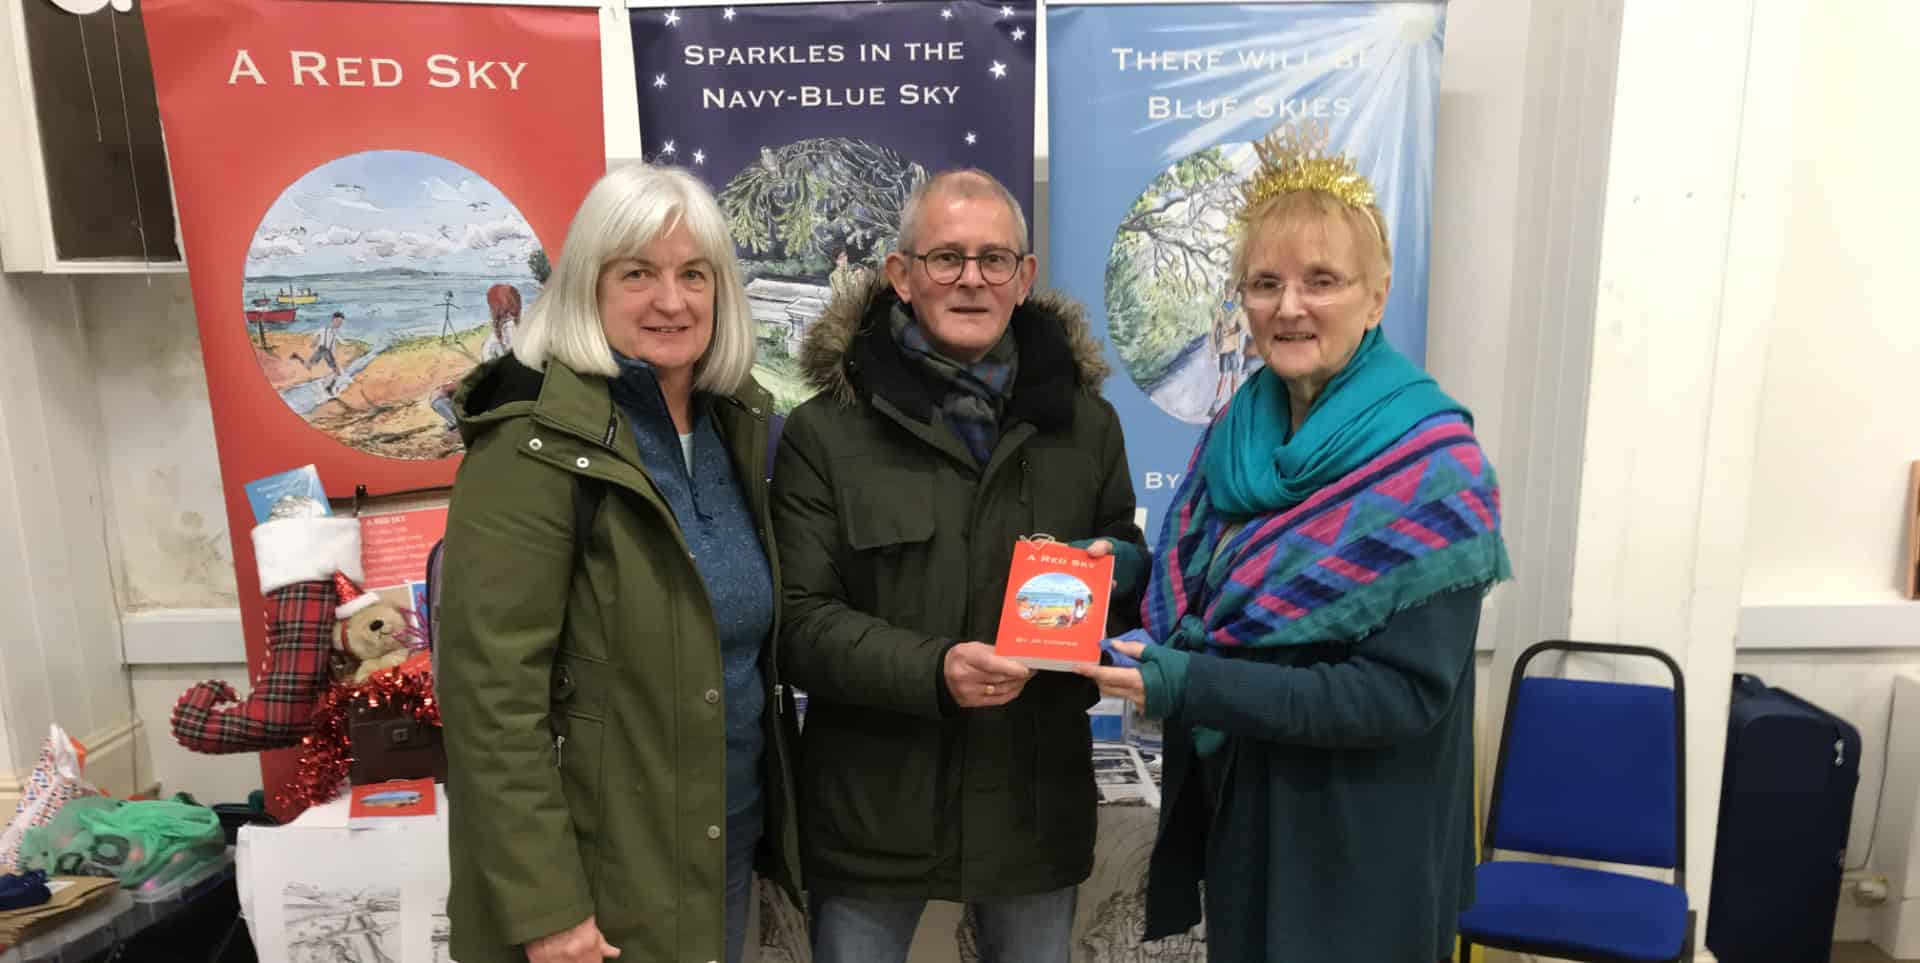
[281,660,441,811]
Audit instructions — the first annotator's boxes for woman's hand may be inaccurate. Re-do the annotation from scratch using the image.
[1074,638,1148,713]
[1083,538,1114,558]
[525,915,621,962]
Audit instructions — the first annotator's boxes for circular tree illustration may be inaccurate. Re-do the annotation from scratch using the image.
[719,137,928,413]
[1105,142,1260,425]
[242,150,544,460]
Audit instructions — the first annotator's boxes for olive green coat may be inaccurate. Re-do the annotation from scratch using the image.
[439,357,800,963]
[773,278,1144,901]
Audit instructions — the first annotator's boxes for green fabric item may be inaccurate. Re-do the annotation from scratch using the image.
[444,356,802,963]
[1202,327,1467,519]
[1139,643,1191,722]
[1068,537,1149,598]
[1142,588,1483,960]
[22,797,223,887]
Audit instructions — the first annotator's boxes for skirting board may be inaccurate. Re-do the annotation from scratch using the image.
[121,608,247,665]
[1737,603,1920,649]
[0,718,144,810]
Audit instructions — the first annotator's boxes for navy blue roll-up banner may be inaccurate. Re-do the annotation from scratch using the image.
[632,0,1038,410]
[1047,2,1445,542]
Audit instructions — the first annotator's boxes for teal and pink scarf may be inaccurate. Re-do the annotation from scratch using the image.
[1144,328,1511,653]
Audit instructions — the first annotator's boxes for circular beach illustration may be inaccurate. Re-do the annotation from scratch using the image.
[1013,573,1095,628]
[1105,142,1262,426]
[242,150,545,460]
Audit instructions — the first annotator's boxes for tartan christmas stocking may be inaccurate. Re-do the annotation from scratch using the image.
[170,517,362,753]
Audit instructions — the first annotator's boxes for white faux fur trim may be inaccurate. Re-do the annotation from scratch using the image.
[335,593,381,621]
[252,517,363,595]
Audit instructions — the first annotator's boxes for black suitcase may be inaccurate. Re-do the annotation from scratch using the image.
[1706,673,1862,962]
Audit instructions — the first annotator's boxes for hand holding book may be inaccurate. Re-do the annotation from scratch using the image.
[944,642,1035,708]
[1076,635,1150,714]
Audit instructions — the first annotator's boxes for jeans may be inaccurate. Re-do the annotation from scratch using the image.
[723,799,762,963]
[810,886,1076,963]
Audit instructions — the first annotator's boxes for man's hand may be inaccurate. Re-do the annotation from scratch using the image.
[944,641,1035,708]
[525,915,621,963]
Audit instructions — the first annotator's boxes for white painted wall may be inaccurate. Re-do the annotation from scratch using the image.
[0,268,144,798]
[1730,1,1920,950]
[79,275,233,611]
[1741,0,1920,609]
[127,664,265,805]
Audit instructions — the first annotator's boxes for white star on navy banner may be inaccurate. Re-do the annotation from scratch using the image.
[989,61,1007,79]
[1010,27,1026,41]
[722,6,735,18]
[693,149,707,165]
[940,7,952,19]
[965,132,977,145]
[999,5,1013,16]
[653,74,667,88]
[662,140,677,156]
[664,8,680,26]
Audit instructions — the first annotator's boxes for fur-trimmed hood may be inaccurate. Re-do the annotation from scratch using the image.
[798,274,1110,411]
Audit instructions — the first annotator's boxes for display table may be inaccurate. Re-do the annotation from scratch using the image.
[0,853,238,963]
[236,745,1203,963]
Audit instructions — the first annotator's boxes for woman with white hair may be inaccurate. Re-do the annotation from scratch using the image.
[438,165,799,963]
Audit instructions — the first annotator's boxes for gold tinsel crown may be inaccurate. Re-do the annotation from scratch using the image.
[1236,120,1377,222]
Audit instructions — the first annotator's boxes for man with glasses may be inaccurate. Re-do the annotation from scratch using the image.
[772,169,1145,963]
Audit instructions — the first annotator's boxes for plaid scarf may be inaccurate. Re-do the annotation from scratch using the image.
[1146,412,1509,656]
[889,302,1017,465]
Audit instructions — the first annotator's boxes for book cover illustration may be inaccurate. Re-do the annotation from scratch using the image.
[244,464,330,524]
[994,538,1114,670]
[348,777,437,829]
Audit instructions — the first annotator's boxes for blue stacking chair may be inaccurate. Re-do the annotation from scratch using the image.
[1458,641,1692,963]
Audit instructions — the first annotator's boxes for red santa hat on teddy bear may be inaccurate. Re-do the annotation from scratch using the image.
[332,571,381,621]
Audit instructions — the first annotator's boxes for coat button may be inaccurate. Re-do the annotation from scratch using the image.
[704,689,720,704]
[528,438,543,451]
[575,456,590,469]
[706,825,721,840]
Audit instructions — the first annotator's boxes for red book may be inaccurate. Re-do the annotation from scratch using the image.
[348,777,436,828]
[994,539,1114,670]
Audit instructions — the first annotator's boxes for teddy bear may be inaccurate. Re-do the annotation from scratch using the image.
[170,516,421,754]
[330,573,418,684]
[170,516,360,754]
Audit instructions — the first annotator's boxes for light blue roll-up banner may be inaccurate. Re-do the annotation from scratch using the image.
[1046,2,1445,541]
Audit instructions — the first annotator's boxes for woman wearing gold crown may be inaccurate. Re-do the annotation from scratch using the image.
[1079,124,1511,961]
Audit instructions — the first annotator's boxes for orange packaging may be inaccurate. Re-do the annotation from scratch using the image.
[994,538,1114,670]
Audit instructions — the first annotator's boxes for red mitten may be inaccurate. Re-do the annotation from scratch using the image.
[170,517,362,754]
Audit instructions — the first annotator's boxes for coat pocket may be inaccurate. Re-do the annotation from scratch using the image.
[551,655,609,850]
[838,484,936,620]
[802,710,938,858]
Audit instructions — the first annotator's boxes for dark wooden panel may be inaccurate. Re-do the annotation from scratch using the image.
[23,4,179,263]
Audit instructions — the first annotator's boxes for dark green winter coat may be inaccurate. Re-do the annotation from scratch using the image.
[439,357,800,963]
[771,278,1144,901]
